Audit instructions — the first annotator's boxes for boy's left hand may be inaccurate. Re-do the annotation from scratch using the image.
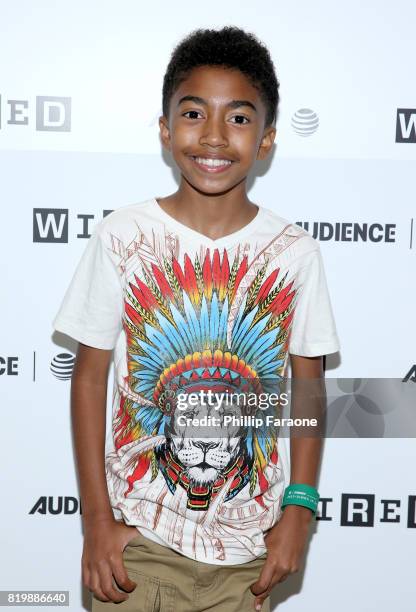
[250,505,313,610]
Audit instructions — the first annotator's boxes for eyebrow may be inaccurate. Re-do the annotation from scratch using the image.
[177,95,257,113]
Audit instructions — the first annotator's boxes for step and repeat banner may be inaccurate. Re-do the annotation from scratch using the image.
[1,1,415,611]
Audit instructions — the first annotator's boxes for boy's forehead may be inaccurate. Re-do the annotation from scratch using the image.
[172,65,262,105]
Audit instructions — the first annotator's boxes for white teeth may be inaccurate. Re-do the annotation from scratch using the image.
[194,157,232,167]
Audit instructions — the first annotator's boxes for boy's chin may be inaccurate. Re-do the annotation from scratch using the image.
[181,173,244,196]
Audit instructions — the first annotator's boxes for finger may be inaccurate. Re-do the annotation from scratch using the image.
[89,569,111,603]
[253,570,290,610]
[82,564,91,594]
[96,564,129,603]
[254,591,271,611]
[250,561,274,596]
[112,558,137,593]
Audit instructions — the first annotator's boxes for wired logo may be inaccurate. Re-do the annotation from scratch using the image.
[0,95,71,131]
[33,208,114,242]
[395,108,416,143]
[33,209,69,243]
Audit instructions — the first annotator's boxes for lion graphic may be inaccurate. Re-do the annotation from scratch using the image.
[154,388,254,509]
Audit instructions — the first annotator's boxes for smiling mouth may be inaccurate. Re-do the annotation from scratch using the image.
[189,155,234,173]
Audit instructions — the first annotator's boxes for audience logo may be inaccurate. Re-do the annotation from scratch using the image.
[0,356,18,376]
[295,221,396,243]
[30,496,81,515]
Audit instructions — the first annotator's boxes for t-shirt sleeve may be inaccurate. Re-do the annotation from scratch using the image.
[288,246,341,357]
[52,225,123,350]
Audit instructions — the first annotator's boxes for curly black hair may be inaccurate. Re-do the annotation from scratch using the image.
[162,26,280,128]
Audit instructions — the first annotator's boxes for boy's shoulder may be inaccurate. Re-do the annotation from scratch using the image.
[94,197,155,237]
[260,206,320,257]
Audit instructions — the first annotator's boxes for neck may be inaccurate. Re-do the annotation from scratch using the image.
[156,181,258,241]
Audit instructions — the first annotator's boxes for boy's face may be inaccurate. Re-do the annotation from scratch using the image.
[159,65,276,195]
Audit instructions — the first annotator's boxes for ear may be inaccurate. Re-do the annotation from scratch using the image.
[159,115,171,151]
[257,126,276,160]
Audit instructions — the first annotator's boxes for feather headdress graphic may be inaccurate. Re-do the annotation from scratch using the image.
[116,246,297,510]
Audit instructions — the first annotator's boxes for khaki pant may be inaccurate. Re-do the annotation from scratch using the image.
[91,530,270,612]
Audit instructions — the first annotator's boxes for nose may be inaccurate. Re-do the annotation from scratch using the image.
[199,114,228,148]
[193,440,220,452]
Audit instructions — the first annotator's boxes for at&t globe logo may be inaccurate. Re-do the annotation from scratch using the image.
[51,353,75,380]
[291,108,319,137]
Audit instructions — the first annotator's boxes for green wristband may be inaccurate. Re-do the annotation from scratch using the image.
[281,483,320,515]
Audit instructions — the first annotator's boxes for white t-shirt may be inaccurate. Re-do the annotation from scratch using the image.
[52,197,341,565]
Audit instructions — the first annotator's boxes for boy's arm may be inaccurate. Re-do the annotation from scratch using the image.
[283,353,324,521]
[71,343,114,524]
[250,354,325,611]
[71,343,138,603]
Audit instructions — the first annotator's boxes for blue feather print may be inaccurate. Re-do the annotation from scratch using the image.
[217,295,229,348]
[232,305,259,348]
[200,295,209,349]
[154,309,188,357]
[145,325,178,363]
[169,302,196,352]
[234,314,272,355]
[244,328,276,363]
[137,339,164,367]
[209,292,220,345]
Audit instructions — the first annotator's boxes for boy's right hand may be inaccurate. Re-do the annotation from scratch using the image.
[82,517,139,603]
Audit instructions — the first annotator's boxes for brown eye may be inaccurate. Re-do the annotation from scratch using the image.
[183,110,202,119]
[230,115,250,124]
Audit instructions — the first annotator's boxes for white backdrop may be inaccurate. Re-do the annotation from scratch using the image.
[1,1,415,610]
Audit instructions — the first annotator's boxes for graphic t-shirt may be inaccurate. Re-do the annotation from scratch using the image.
[52,197,341,565]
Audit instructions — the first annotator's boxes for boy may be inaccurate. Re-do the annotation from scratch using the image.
[52,26,341,612]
